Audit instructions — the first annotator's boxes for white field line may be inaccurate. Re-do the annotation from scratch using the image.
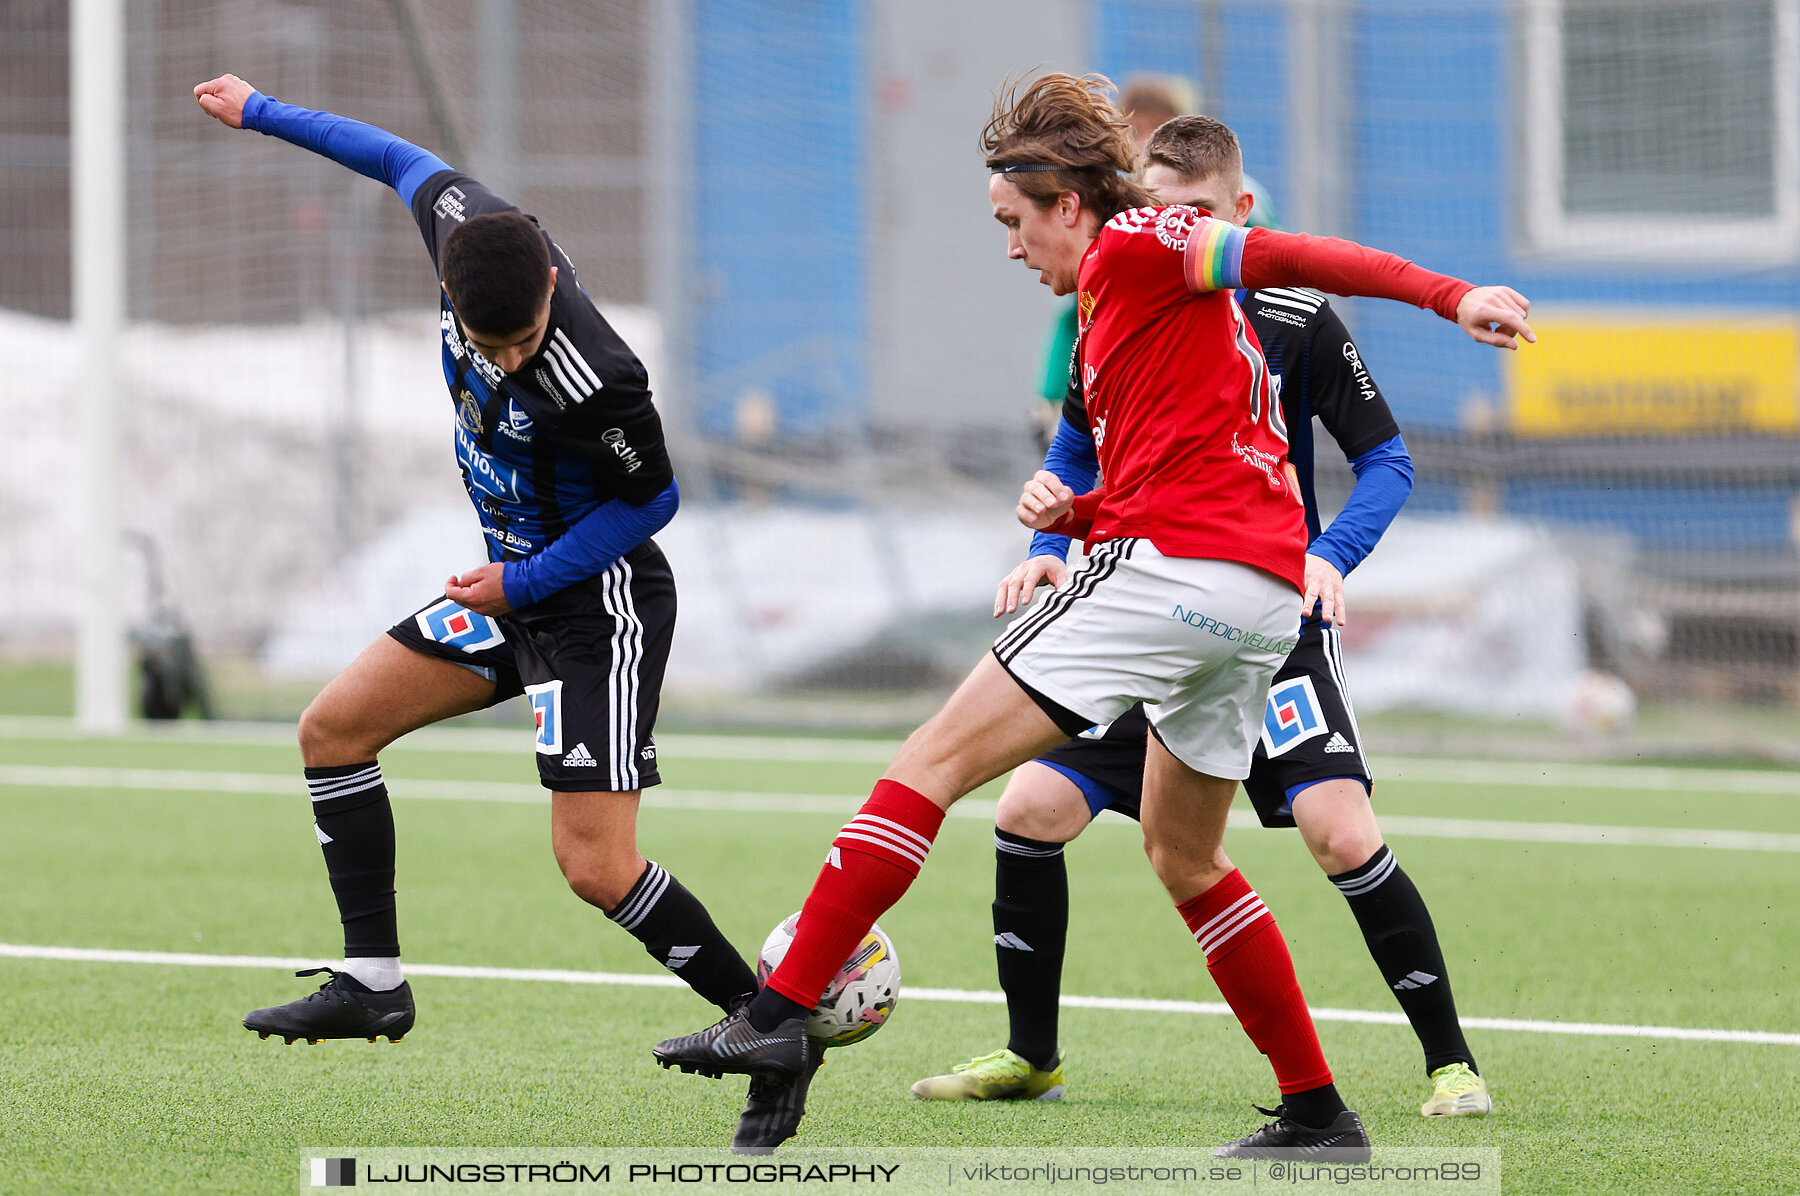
[0,717,901,764]
[2,715,1798,793]
[0,764,863,815]
[1365,815,1800,853]
[1378,757,1800,797]
[4,764,1799,853]
[2,942,1795,1048]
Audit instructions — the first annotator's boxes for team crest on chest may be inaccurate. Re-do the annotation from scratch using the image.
[1154,205,1199,251]
[456,389,483,435]
[500,400,534,442]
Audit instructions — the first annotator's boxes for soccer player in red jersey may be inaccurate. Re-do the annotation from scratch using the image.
[654,73,1533,1157]
[917,116,1488,1120]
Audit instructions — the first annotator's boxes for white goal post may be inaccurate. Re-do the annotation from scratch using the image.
[72,0,128,731]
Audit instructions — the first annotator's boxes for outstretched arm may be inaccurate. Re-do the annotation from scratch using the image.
[1183,218,1535,349]
[194,73,450,207]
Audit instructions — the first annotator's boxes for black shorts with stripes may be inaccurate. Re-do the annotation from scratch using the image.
[385,540,674,792]
[1035,616,1371,829]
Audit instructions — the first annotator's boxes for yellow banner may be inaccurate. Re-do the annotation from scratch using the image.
[1508,315,1799,435]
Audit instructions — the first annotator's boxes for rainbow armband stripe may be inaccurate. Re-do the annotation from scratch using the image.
[1184,218,1248,293]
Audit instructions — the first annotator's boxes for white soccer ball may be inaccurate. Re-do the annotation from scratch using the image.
[1561,669,1637,737]
[757,912,900,1047]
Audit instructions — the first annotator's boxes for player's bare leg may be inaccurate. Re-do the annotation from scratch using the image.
[1289,779,1383,875]
[298,634,497,766]
[1137,734,1237,899]
[1140,734,1369,1158]
[551,789,648,911]
[911,763,1087,1101]
[297,636,497,974]
[1292,780,1488,1116]
[554,785,760,1020]
[654,652,1070,1084]
[997,763,1094,843]
[884,653,1077,807]
[245,636,496,1045]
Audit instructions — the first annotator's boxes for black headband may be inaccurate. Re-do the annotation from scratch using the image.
[991,163,1067,174]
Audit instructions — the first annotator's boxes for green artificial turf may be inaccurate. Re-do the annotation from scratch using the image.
[1,727,1796,1193]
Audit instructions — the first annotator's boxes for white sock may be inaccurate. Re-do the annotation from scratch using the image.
[341,957,404,991]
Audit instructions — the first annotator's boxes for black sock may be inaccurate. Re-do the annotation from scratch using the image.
[1282,1081,1347,1129]
[1330,845,1476,1075]
[993,828,1068,1070]
[607,861,758,1014]
[747,988,812,1033]
[305,763,398,958]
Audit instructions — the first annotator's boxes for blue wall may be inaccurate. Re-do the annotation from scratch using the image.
[1092,0,1800,428]
[1090,0,1799,557]
[687,1,1800,435]
[1089,0,1289,212]
[685,2,1796,555]
[692,0,866,439]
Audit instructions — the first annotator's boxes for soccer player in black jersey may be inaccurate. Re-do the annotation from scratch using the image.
[913,116,1490,1119]
[193,74,771,1108]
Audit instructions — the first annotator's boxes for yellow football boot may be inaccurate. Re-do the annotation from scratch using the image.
[1421,1062,1491,1117]
[910,1048,1065,1101]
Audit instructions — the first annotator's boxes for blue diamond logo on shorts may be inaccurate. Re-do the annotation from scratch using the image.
[527,680,565,755]
[310,1157,356,1186]
[415,598,505,654]
[1260,676,1329,758]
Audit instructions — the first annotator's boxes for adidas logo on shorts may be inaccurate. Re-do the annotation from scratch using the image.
[562,743,599,767]
[1323,732,1355,754]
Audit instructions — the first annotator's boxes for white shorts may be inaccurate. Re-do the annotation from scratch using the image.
[993,538,1302,780]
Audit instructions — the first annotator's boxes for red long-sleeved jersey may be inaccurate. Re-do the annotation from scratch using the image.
[1047,206,1472,591]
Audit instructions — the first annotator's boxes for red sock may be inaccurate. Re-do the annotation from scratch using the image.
[766,780,946,1007]
[1178,869,1333,1094]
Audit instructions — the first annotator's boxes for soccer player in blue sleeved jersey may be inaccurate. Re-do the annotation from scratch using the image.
[915,116,1490,1120]
[193,75,771,1095]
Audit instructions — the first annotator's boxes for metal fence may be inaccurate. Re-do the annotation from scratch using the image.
[4,0,1797,755]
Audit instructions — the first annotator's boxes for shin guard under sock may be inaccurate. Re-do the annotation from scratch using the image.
[1331,845,1475,1074]
[306,763,399,959]
[993,829,1068,1070]
[1178,869,1334,1096]
[608,861,759,1013]
[750,780,945,1029]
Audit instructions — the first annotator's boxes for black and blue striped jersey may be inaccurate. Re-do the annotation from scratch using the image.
[239,89,679,610]
[408,171,674,572]
[1239,287,1401,545]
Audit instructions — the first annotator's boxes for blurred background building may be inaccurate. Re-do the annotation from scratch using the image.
[4,0,1798,758]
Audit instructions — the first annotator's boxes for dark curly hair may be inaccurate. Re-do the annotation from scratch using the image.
[441,211,553,336]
